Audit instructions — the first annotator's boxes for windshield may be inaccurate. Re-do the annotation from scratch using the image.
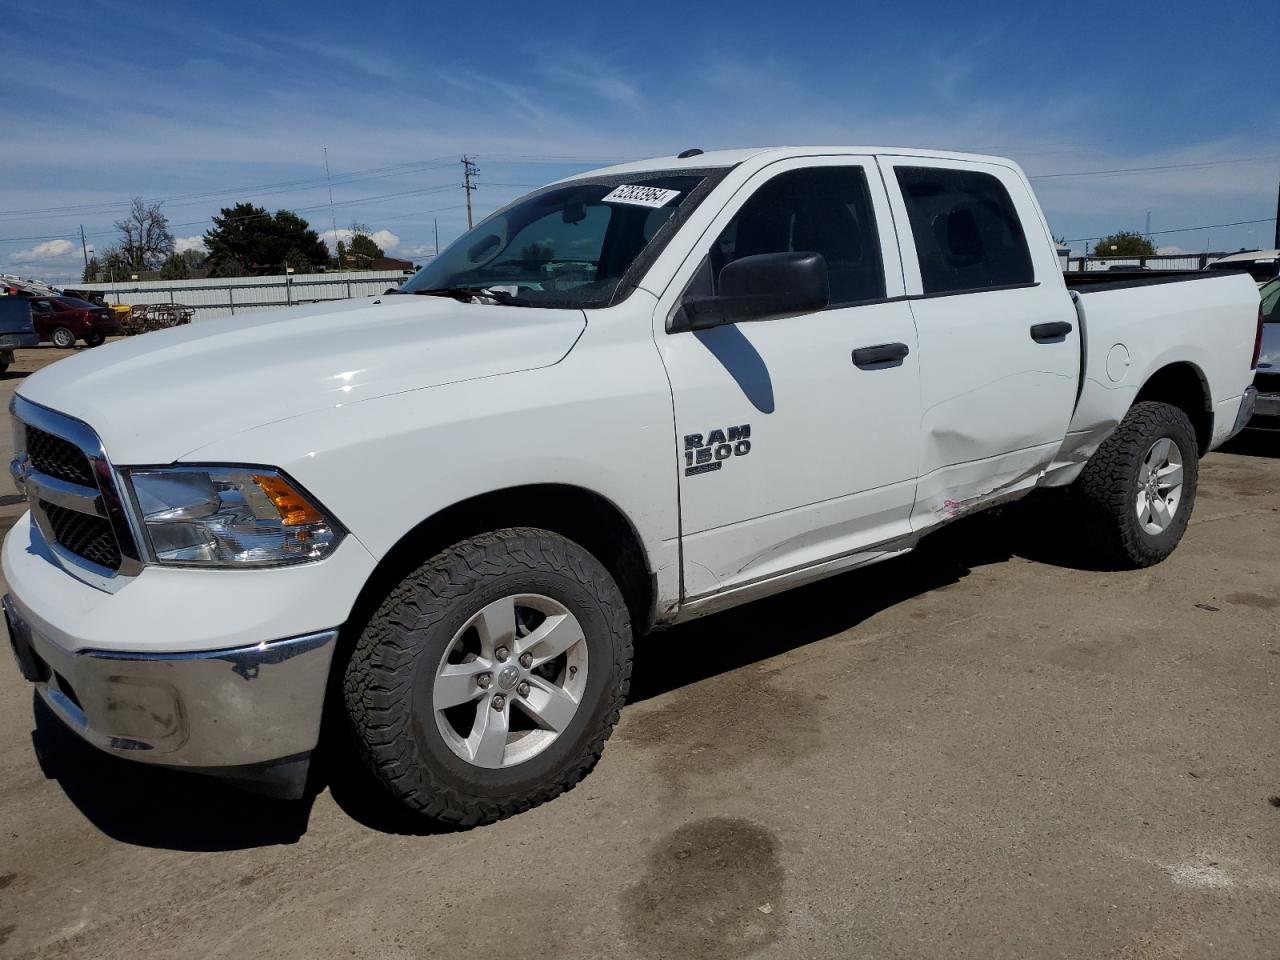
[400,170,725,308]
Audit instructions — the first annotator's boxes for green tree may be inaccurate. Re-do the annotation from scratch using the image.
[81,256,101,283]
[203,204,330,275]
[284,247,314,273]
[1092,231,1156,257]
[345,222,384,268]
[99,245,136,281]
[159,249,207,280]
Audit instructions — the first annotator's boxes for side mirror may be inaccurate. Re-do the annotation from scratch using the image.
[684,252,830,330]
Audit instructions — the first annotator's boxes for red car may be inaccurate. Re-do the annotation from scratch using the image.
[27,296,122,348]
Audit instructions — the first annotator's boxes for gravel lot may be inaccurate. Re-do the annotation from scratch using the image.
[0,345,1277,959]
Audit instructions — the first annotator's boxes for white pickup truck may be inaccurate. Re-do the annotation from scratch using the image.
[3,147,1262,823]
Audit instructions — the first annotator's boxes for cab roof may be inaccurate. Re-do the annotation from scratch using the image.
[560,146,1017,182]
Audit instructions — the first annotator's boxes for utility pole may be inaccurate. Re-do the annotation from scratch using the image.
[462,156,478,229]
[1274,178,1280,250]
[324,146,341,269]
[79,225,89,274]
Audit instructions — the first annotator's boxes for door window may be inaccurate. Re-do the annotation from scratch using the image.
[895,166,1033,294]
[32,300,52,313]
[710,166,886,306]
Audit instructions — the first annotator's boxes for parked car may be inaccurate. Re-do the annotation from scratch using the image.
[1207,249,1280,284]
[1252,277,1280,427]
[27,296,122,348]
[2,146,1262,823]
[0,298,40,373]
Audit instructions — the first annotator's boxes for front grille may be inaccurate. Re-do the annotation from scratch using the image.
[26,425,97,486]
[40,500,122,571]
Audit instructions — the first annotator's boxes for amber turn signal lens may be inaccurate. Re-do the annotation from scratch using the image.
[252,473,325,526]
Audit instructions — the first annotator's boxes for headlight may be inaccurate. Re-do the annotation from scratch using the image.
[126,466,343,566]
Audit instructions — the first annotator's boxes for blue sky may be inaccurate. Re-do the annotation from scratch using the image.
[3,0,1278,281]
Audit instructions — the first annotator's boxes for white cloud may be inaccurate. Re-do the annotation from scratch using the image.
[1156,245,1190,255]
[319,227,401,253]
[174,236,207,254]
[12,239,75,263]
[397,244,438,260]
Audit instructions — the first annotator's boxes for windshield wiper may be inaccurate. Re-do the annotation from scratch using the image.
[412,286,527,306]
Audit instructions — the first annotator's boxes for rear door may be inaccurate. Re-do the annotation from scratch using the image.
[878,156,1079,530]
[655,156,922,598]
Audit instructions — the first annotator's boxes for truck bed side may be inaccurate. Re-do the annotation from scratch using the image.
[1046,271,1259,482]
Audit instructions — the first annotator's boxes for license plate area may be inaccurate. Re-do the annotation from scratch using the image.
[3,597,49,683]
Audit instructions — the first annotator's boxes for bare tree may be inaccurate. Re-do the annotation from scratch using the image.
[115,197,175,272]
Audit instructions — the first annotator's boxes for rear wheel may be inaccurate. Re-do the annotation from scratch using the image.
[50,327,76,349]
[342,527,633,825]
[1068,401,1199,569]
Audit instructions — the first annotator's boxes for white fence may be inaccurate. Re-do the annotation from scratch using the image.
[1065,253,1225,273]
[75,270,416,321]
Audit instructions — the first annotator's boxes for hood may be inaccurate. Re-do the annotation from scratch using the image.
[18,296,586,463]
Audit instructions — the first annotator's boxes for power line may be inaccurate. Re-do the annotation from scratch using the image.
[0,157,458,220]
[1030,156,1278,181]
[1064,216,1277,244]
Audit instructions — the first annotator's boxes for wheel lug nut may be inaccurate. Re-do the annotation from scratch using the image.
[495,646,510,662]
[476,673,492,689]
[491,694,506,710]
[517,681,530,698]
[518,653,533,669]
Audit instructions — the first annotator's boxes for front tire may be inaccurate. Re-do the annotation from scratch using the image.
[343,527,633,825]
[50,327,76,349]
[83,332,105,347]
[1069,401,1199,569]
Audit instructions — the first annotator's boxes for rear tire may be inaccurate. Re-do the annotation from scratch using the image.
[342,527,633,825]
[1068,401,1199,569]
[50,327,76,349]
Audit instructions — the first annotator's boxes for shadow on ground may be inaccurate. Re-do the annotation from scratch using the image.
[30,696,315,850]
[30,502,1099,847]
[1220,428,1280,459]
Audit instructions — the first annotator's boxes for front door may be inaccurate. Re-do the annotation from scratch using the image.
[655,156,922,599]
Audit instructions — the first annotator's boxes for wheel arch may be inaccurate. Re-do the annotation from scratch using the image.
[343,483,656,648]
[1133,361,1213,454]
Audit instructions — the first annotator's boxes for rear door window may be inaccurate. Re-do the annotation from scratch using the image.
[895,166,1034,295]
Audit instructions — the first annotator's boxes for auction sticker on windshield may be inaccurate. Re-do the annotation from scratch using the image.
[601,185,681,208]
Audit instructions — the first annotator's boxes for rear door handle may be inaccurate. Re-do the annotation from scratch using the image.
[852,342,910,368]
[1030,321,1073,342]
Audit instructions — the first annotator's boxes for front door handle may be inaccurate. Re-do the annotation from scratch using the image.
[852,342,910,369]
[1030,321,1073,342]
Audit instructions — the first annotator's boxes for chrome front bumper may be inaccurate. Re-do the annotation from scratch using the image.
[4,594,336,797]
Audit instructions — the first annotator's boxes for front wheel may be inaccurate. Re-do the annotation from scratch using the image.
[342,527,633,825]
[50,327,76,349]
[83,332,105,347]
[1068,401,1199,569]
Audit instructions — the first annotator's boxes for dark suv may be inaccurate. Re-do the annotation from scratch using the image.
[27,296,122,348]
[0,298,41,373]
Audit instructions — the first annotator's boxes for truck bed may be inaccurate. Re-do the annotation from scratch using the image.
[1063,270,1219,292]
[1052,269,1260,480]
